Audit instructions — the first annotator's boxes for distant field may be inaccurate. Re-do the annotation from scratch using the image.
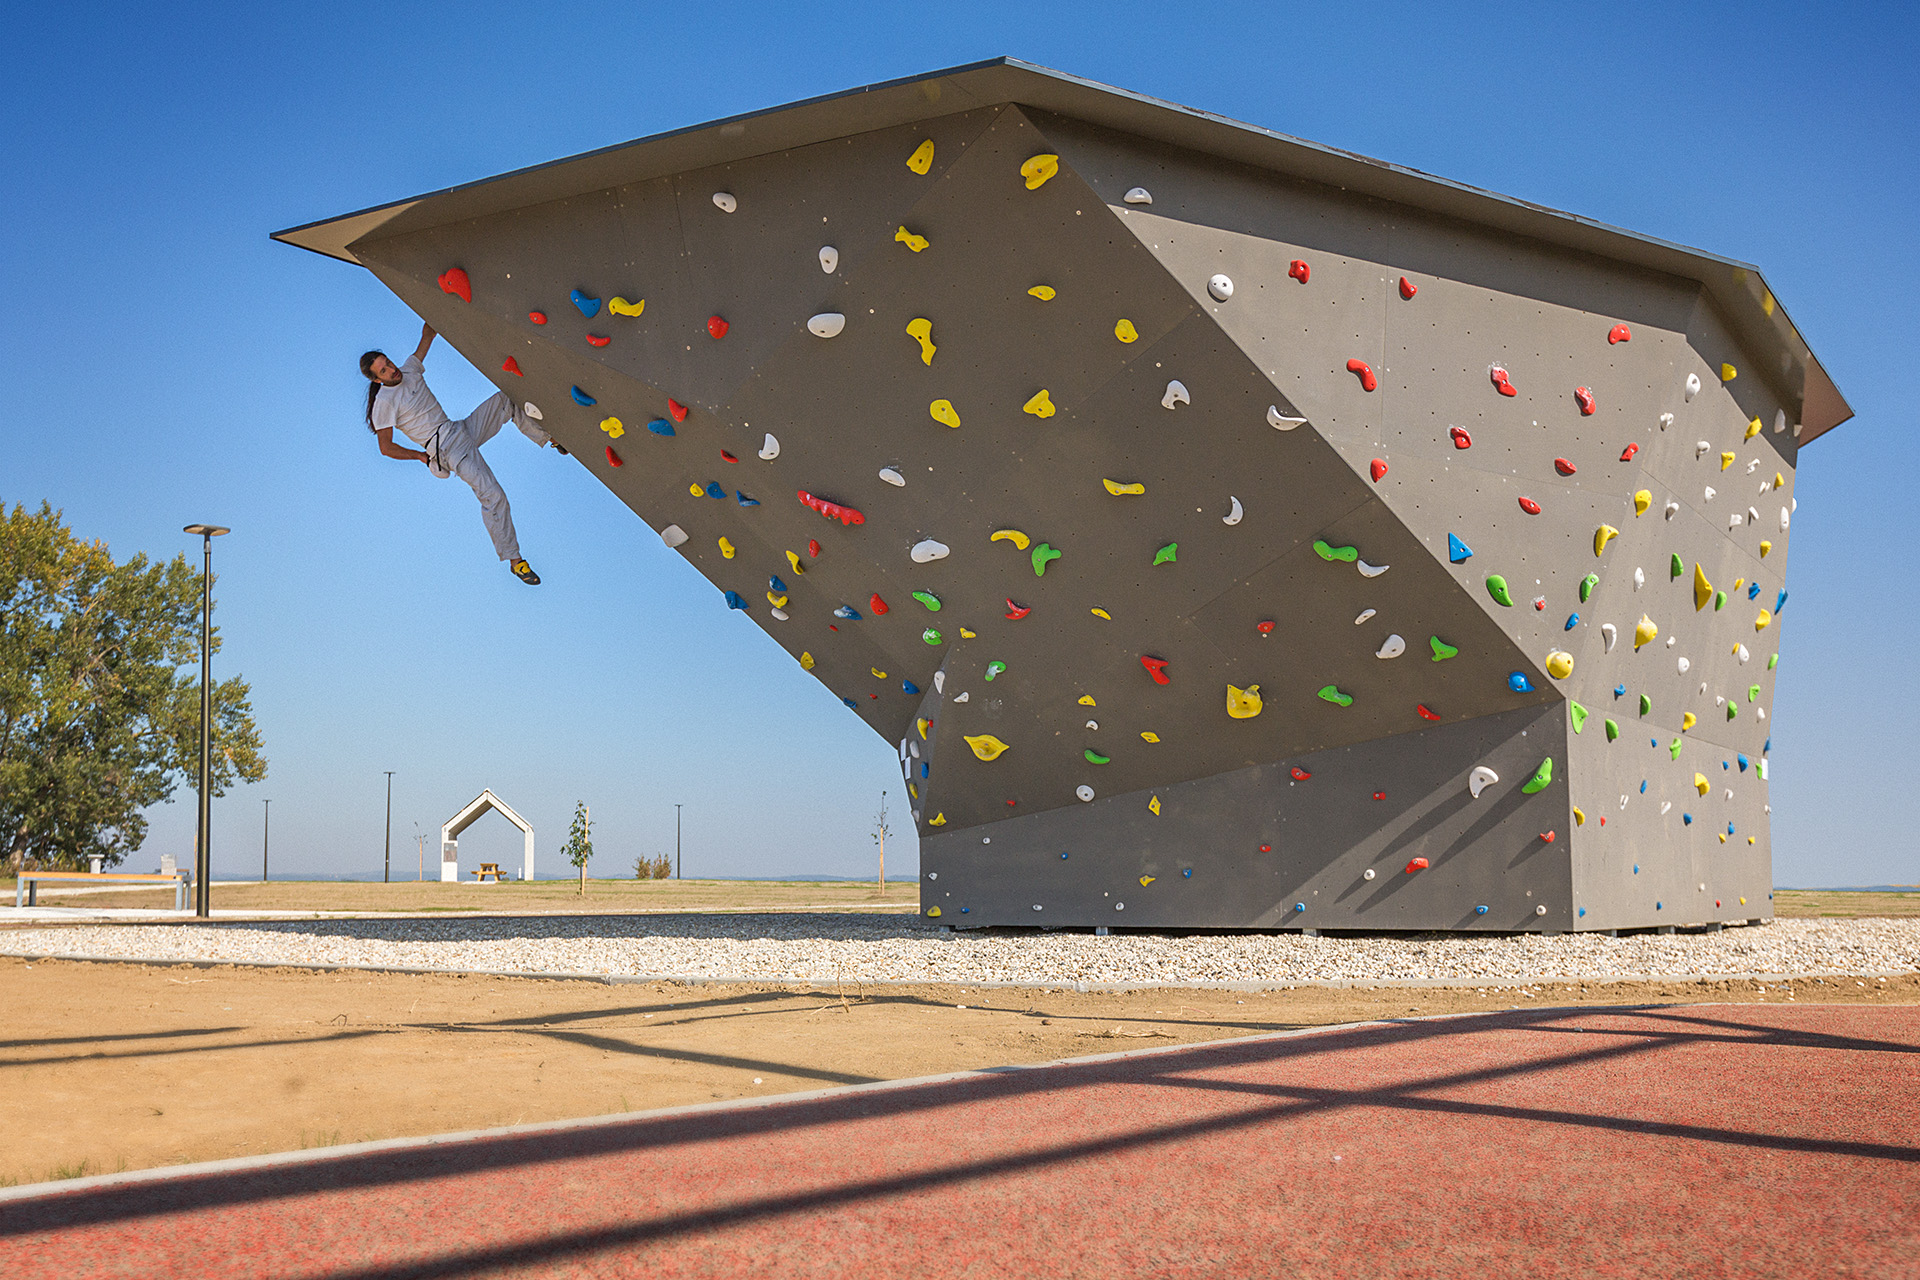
[1769,889,1920,918]
[0,877,921,916]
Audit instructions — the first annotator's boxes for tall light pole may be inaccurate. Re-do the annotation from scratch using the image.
[261,799,271,882]
[182,524,228,919]
[675,804,682,880]
[383,771,395,884]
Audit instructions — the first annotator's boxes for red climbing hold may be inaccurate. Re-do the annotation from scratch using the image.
[1533,596,1547,611]
[605,446,622,467]
[1599,816,1606,826]
[668,399,689,423]
[1288,259,1310,283]
[1256,619,1276,635]
[437,268,471,303]
[1518,496,1542,515]
[1399,276,1417,300]
[1619,442,1640,462]
[502,357,523,376]
[1490,366,1517,397]
[870,594,890,616]
[528,311,547,325]
[1608,324,1631,345]
[1416,704,1441,721]
[1346,358,1377,392]
[1006,799,1018,807]
[720,451,738,463]
[1373,791,1386,801]
[1404,857,1429,873]
[707,316,729,339]
[1575,386,1596,416]
[585,334,610,347]
[797,491,866,526]
[1539,830,1557,843]
[808,540,822,558]
[1259,844,1272,853]
[1290,767,1311,781]
[1370,458,1389,482]
[1004,599,1031,620]
[1139,655,1171,685]
[1554,457,1577,476]
[1449,426,1473,450]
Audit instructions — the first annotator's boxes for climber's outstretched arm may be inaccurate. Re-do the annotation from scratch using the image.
[411,322,435,363]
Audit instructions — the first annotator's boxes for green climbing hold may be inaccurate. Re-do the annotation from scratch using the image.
[985,660,1007,681]
[1580,573,1599,603]
[1312,540,1358,563]
[1713,590,1726,611]
[1670,737,1683,760]
[1639,693,1652,716]
[1032,543,1061,576]
[1429,636,1459,661]
[1749,684,1760,702]
[1768,653,1778,670]
[921,628,942,645]
[1604,718,1620,742]
[1670,553,1684,580]
[1520,757,1554,794]
[1570,701,1589,733]
[1153,542,1178,566]
[1316,685,1353,707]
[1084,749,1111,765]
[1727,702,1738,720]
[1485,575,1514,607]
[911,591,943,611]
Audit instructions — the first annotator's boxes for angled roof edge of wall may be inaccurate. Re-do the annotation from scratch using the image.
[271,56,1851,439]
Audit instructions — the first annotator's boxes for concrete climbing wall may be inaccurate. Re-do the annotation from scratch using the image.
[301,68,1836,933]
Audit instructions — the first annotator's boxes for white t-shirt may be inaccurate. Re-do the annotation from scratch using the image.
[370,355,451,446]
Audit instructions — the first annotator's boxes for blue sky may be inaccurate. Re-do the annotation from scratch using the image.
[4,1,1914,885]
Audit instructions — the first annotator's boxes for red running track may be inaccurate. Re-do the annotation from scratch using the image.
[2,1003,1917,1279]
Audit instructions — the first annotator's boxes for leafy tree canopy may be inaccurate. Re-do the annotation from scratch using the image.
[1,501,267,872]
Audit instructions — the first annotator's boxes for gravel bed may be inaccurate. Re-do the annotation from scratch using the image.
[3,915,1917,988]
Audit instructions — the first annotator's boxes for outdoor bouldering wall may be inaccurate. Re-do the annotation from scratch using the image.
[276,59,1848,932]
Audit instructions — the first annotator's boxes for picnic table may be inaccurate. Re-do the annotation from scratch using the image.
[470,863,508,883]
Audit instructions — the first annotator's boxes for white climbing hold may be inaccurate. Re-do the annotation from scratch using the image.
[1267,406,1306,430]
[1162,380,1191,409]
[758,434,780,460]
[660,524,689,549]
[1729,512,1743,529]
[1123,187,1153,204]
[1207,274,1234,302]
[1677,656,1690,674]
[1699,682,1709,695]
[1363,868,1377,880]
[1601,622,1618,652]
[1746,458,1760,474]
[1704,486,1716,501]
[953,692,969,703]
[1658,412,1674,431]
[878,467,906,487]
[1735,644,1750,663]
[1664,501,1680,520]
[1667,635,1677,648]
[1633,567,1646,590]
[1469,766,1500,799]
[1748,506,1761,526]
[1076,786,1095,802]
[1375,634,1407,659]
[933,671,945,694]
[910,539,950,563]
[1697,440,1712,458]
[1779,507,1790,531]
[770,607,789,621]
[1685,372,1702,401]
[1357,560,1389,578]
[818,246,839,274]
[1661,801,1672,814]
[1774,409,1787,435]
[1757,707,1767,721]
[1354,608,1376,625]
[1223,496,1243,526]
[1620,795,1630,810]
[1085,720,1098,730]
[807,313,846,338]
[712,192,737,213]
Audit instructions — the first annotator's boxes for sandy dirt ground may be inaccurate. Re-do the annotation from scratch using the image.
[2,954,1914,1189]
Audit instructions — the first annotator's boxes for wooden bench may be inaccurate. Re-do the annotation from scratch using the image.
[13,870,191,910]
[470,863,508,883]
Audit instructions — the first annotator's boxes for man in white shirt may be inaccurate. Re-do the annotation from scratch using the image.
[360,322,561,584]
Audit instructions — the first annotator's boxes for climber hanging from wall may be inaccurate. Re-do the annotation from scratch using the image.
[360,321,563,585]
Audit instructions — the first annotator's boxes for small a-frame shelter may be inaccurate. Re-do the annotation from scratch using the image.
[440,789,533,883]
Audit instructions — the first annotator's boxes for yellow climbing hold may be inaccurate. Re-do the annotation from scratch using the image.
[1745,416,1762,440]
[786,550,806,575]
[991,528,1031,550]
[1148,796,1161,816]
[906,138,935,174]
[1027,284,1056,301]
[718,538,735,559]
[1754,609,1772,631]
[916,717,930,740]
[1023,389,1056,418]
[1078,695,1097,707]
[1759,540,1772,557]
[1020,153,1059,189]
[906,317,936,365]
[1694,563,1714,611]
[871,667,887,680]
[1774,472,1785,489]
[1226,683,1264,719]
[1114,318,1139,343]
[929,399,960,429]
[799,652,815,670]
[1102,478,1146,496]
[1733,577,1744,592]
[1573,806,1586,826]
[689,484,704,497]
[1138,875,1156,887]
[895,226,929,252]
[959,627,976,639]
[964,733,1011,761]
[926,905,941,917]
[767,592,787,608]
[599,416,624,438]
[1545,651,1574,680]
[1720,451,1735,471]
[929,813,946,826]
[1090,608,1111,620]
[1634,489,1651,516]
[1595,524,1619,555]
[608,296,645,317]
[1682,712,1697,731]
[1634,615,1658,650]
[1694,772,1710,795]
[1141,732,1160,743]
[1721,363,1737,382]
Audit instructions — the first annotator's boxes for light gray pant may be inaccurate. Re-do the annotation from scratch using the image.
[430,393,550,562]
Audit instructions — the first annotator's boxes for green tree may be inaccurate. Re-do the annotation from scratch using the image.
[562,801,593,894]
[0,502,267,873]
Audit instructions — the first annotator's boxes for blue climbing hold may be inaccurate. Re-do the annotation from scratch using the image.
[1508,671,1535,693]
[1723,760,1730,770]
[1061,852,1069,859]
[1764,737,1772,754]
[1683,813,1693,825]
[1775,589,1787,613]
[1656,902,1663,911]
[1294,902,1307,913]
[724,590,748,610]
[842,696,858,709]
[1639,780,1647,793]
[770,576,787,593]
[1727,823,1736,836]
[570,386,596,406]
[1565,613,1580,631]
[903,679,920,695]
[571,288,600,318]
[1651,738,1658,748]
[1614,685,1626,698]
[704,482,726,500]
[1578,907,1586,917]
[1181,868,1192,878]
[1748,582,1761,599]
[647,419,675,436]
[1448,533,1473,563]
[1633,864,1639,874]
[1738,753,1750,772]
[960,906,969,913]
[920,762,929,778]
[736,492,759,507]
[834,606,862,620]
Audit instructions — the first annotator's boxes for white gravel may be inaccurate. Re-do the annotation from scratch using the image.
[3,915,1916,988]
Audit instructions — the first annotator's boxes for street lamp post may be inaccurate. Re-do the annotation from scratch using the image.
[261,799,271,882]
[383,771,395,884]
[182,524,228,919]
[675,804,682,880]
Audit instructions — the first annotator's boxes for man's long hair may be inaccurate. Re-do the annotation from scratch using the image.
[359,351,388,431]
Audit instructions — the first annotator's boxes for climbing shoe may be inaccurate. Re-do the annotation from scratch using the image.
[510,559,541,585]
[551,443,569,456]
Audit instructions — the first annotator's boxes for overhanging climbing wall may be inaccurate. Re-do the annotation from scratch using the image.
[277,59,1851,933]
